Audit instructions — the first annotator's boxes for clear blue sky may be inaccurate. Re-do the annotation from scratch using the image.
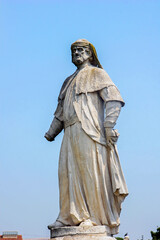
[0,1,160,240]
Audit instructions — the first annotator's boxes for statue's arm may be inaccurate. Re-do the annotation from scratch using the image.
[44,100,64,142]
[104,101,122,146]
[104,101,122,128]
[45,117,63,142]
[99,87,123,146]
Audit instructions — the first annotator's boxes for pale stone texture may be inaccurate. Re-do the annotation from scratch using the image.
[52,236,116,240]
[45,39,128,236]
[52,236,115,240]
[50,226,116,240]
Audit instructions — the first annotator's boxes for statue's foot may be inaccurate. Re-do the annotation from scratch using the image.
[48,220,65,229]
[79,219,93,227]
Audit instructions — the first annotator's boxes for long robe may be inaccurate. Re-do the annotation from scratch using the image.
[52,66,128,235]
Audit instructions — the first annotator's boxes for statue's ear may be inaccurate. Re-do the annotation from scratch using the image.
[89,55,93,63]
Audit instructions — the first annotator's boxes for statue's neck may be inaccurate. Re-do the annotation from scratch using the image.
[77,60,92,71]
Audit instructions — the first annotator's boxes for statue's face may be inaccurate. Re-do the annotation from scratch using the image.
[72,46,92,66]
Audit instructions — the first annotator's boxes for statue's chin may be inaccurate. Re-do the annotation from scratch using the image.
[72,58,83,67]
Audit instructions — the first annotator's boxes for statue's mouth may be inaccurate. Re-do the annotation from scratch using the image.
[75,56,81,59]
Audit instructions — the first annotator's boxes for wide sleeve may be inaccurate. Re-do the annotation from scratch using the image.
[45,100,64,141]
[99,87,123,128]
[100,85,125,106]
[54,100,64,122]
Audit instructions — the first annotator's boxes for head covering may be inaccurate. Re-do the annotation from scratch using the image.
[71,39,103,69]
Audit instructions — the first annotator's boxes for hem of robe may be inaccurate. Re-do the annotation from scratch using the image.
[56,216,120,235]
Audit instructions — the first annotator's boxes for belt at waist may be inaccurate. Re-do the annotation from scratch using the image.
[64,116,80,129]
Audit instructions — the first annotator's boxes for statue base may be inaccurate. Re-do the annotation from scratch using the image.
[49,226,117,240]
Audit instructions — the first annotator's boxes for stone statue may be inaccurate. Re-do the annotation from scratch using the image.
[45,39,128,238]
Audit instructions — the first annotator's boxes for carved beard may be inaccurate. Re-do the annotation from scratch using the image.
[72,56,84,66]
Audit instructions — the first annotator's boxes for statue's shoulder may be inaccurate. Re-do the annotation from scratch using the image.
[89,66,113,82]
[58,72,75,101]
[89,66,105,73]
[61,73,75,90]
[87,66,115,86]
[75,66,115,94]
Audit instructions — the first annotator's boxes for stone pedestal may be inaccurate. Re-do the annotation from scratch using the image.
[49,226,116,240]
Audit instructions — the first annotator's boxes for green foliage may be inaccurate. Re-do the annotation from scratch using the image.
[116,237,123,240]
[151,227,160,240]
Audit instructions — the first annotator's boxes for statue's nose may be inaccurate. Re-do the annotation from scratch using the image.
[75,49,79,54]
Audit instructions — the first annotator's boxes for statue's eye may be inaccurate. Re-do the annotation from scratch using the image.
[78,48,83,52]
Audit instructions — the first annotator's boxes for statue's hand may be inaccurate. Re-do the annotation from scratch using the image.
[44,132,55,142]
[105,128,119,147]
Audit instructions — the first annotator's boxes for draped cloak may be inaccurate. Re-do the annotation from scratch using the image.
[54,65,128,235]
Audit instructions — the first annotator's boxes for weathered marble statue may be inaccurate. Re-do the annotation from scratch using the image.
[45,39,128,239]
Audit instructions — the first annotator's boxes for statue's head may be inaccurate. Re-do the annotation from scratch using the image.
[71,39,102,68]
